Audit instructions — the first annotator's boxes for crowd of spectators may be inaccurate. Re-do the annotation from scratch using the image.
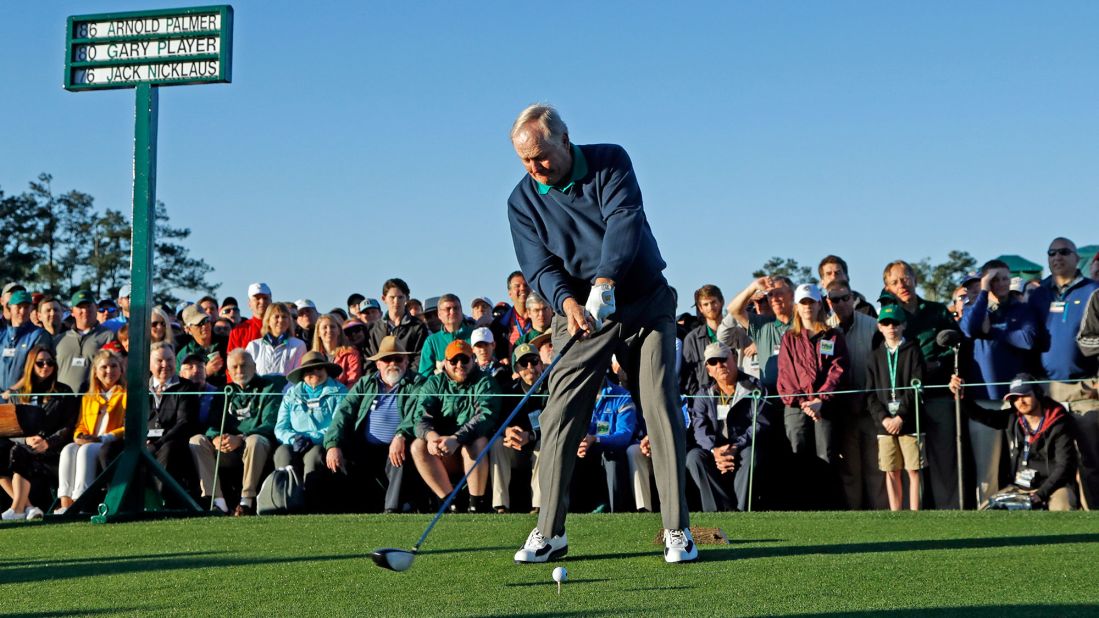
[1,238,1098,520]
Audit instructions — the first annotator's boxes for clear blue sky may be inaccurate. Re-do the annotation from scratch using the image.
[2,2,1096,315]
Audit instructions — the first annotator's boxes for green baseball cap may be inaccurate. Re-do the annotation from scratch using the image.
[512,342,539,364]
[7,290,31,305]
[70,290,95,306]
[878,304,906,324]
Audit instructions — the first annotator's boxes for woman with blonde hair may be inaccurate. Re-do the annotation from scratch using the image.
[777,283,850,509]
[245,302,306,377]
[150,306,175,347]
[313,314,362,387]
[55,349,127,514]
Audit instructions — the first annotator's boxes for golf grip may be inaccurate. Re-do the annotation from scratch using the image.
[413,330,583,551]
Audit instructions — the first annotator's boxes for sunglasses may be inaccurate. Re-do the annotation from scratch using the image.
[706,357,728,366]
[1048,248,1075,257]
[827,294,852,303]
[378,355,404,364]
[151,322,166,328]
[35,359,57,368]
[447,355,471,366]
[516,357,540,368]
[880,320,901,327]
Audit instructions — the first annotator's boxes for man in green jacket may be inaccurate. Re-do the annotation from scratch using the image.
[188,348,285,516]
[417,294,474,376]
[411,339,501,512]
[325,336,424,513]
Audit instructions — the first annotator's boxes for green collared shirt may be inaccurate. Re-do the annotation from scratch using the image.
[535,145,588,195]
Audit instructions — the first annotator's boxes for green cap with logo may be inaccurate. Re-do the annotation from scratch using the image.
[512,342,538,364]
[877,304,906,324]
[70,290,95,306]
[7,290,31,305]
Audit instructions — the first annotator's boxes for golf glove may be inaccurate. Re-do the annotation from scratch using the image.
[585,283,616,332]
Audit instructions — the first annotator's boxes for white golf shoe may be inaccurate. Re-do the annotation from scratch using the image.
[514,527,568,563]
[664,528,698,563]
[1,508,26,521]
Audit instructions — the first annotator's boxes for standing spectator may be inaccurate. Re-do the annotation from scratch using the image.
[418,294,474,376]
[1,283,25,329]
[682,284,749,397]
[346,293,366,321]
[150,306,175,347]
[470,296,494,326]
[411,340,500,513]
[819,255,877,318]
[686,342,770,512]
[359,298,383,324]
[295,299,319,346]
[516,293,554,346]
[190,349,282,516]
[55,350,126,514]
[825,279,887,510]
[102,285,131,333]
[406,299,425,325]
[1029,237,1099,507]
[274,352,348,510]
[313,314,362,387]
[343,319,370,358]
[55,291,114,394]
[325,336,425,513]
[228,283,272,352]
[36,296,64,342]
[490,342,547,514]
[882,260,961,509]
[1,290,50,391]
[175,305,225,386]
[866,305,926,511]
[0,346,78,521]
[365,278,429,368]
[721,277,795,393]
[490,271,533,362]
[194,294,219,322]
[96,300,119,333]
[960,259,1038,504]
[777,284,849,509]
[245,303,307,377]
[219,296,242,326]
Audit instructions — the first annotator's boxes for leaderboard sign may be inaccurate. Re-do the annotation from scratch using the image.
[65,5,233,91]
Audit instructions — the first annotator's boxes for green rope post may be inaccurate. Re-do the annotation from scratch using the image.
[747,389,762,513]
[209,386,234,512]
[911,378,924,510]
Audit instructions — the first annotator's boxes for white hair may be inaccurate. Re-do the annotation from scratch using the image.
[510,104,568,142]
[525,292,549,312]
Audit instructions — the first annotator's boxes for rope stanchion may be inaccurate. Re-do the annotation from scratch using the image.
[747,389,762,513]
[911,378,924,510]
[209,386,234,512]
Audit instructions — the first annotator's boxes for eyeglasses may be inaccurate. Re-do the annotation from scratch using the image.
[446,355,471,366]
[706,358,728,366]
[516,357,540,368]
[1048,248,1075,257]
[35,359,57,368]
[827,294,852,303]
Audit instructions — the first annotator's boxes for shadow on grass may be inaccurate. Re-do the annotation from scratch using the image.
[504,578,610,587]
[0,551,362,586]
[421,545,513,555]
[0,551,224,568]
[577,533,1099,563]
[786,605,1099,617]
[7,610,147,617]
[479,612,635,617]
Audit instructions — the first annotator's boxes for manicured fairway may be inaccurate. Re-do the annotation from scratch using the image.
[3,511,1098,616]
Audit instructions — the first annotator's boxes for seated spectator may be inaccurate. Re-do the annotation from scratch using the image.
[245,303,307,377]
[866,305,926,511]
[517,293,553,346]
[471,327,513,392]
[36,296,64,341]
[571,376,637,513]
[103,323,130,358]
[366,278,429,368]
[55,350,126,514]
[972,374,1077,511]
[313,314,362,387]
[531,332,554,366]
[0,347,78,520]
[176,305,226,387]
[682,284,749,397]
[777,283,849,509]
[686,342,769,512]
[189,349,281,515]
[470,296,494,326]
[295,299,319,345]
[55,290,114,393]
[411,340,500,512]
[359,298,383,324]
[418,294,474,376]
[343,318,370,358]
[346,293,366,322]
[228,283,272,352]
[178,352,219,427]
[219,296,242,326]
[0,289,50,391]
[274,352,347,509]
[325,336,425,513]
[490,343,547,514]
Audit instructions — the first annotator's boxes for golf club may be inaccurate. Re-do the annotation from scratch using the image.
[936,329,964,510]
[371,330,583,572]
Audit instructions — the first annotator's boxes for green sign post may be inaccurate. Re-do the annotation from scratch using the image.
[61,5,233,523]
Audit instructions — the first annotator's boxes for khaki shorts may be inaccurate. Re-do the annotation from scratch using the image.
[877,434,924,472]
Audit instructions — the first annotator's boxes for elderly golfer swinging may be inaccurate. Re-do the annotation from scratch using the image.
[507,104,695,563]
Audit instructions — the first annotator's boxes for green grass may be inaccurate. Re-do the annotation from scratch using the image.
[3,512,1099,617]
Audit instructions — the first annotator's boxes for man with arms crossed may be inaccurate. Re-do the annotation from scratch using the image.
[507,104,694,563]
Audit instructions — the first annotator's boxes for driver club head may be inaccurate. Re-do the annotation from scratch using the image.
[371,548,417,572]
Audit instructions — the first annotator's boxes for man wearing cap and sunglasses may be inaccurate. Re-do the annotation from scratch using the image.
[176,305,227,388]
[55,290,114,393]
[410,339,500,513]
[490,342,548,514]
[325,336,425,513]
[227,283,272,353]
[0,290,51,391]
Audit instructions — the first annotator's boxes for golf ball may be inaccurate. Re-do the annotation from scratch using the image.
[552,566,567,582]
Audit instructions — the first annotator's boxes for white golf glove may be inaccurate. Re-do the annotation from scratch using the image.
[585,283,616,332]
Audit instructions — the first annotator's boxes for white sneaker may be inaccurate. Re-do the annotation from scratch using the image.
[1,508,26,521]
[53,507,68,515]
[514,527,568,563]
[25,506,44,520]
[664,528,698,563]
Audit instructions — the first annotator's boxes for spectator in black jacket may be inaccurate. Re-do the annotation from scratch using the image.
[365,278,429,369]
[490,343,547,514]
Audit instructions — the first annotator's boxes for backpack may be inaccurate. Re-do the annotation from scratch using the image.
[257,465,305,515]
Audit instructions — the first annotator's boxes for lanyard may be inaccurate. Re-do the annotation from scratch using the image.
[886,346,900,401]
[1019,413,1045,466]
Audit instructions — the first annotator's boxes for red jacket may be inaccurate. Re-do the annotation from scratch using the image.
[777,327,849,407]
[227,317,263,353]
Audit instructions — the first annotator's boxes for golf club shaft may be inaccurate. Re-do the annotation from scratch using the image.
[210,386,232,511]
[413,331,583,551]
[953,346,964,510]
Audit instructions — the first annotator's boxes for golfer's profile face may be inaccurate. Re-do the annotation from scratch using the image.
[513,125,570,186]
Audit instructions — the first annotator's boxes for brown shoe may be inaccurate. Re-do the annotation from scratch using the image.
[233,503,256,517]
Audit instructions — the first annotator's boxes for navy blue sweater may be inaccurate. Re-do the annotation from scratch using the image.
[507,143,667,313]
[1028,274,1099,380]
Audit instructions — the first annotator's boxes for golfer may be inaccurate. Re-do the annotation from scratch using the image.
[507,104,695,563]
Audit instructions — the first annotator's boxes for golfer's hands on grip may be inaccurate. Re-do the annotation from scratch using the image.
[584,282,616,332]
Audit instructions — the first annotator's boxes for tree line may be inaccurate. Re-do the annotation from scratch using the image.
[0,173,218,306]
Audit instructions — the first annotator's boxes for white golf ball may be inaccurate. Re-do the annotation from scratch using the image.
[552,566,567,582]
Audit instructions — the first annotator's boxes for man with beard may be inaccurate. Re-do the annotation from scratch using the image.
[325,336,424,513]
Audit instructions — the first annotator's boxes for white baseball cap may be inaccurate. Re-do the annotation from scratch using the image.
[248,282,272,297]
[471,327,494,345]
[295,298,316,311]
[793,284,822,304]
